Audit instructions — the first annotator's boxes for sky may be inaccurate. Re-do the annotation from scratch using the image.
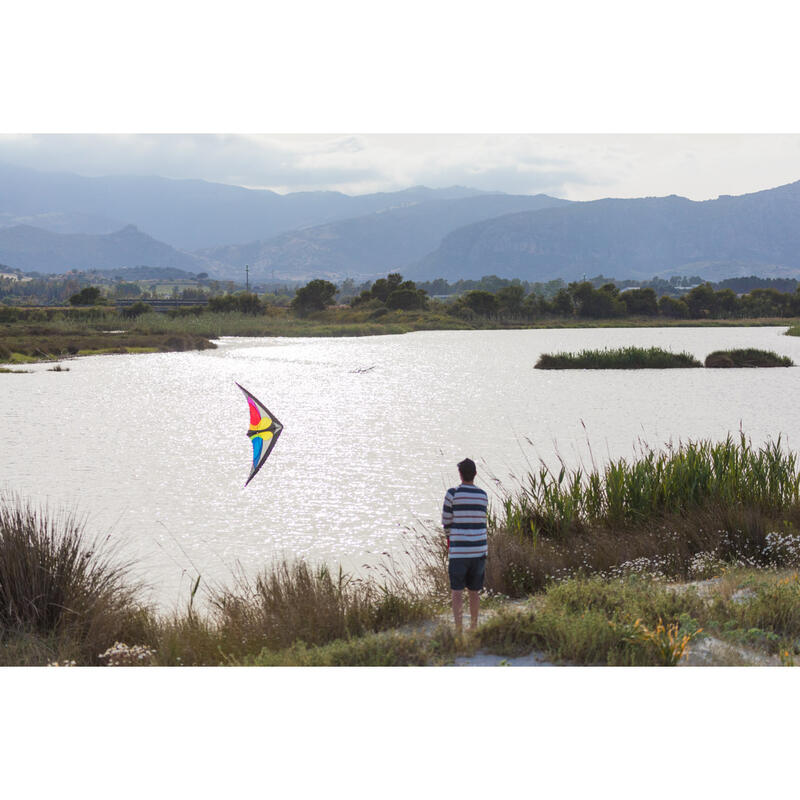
[3,133,800,201]
[4,2,800,205]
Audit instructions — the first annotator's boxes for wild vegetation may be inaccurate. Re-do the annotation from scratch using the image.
[534,346,795,370]
[704,348,794,367]
[535,346,702,370]
[4,435,800,666]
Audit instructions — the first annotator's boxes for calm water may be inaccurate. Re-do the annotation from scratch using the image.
[2,327,799,607]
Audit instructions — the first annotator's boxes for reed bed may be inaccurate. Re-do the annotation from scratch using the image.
[486,435,800,595]
[705,348,794,367]
[534,346,702,369]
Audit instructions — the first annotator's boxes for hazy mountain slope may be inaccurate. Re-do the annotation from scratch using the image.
[197,193,572,281]
[0,224,204,273]
[0,211,125,235]
[412,180,800,281]
[0,163,485,250]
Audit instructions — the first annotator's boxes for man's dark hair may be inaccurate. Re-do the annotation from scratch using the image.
[457,458,477,482]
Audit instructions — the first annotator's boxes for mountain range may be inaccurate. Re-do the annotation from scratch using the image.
[411,181,800,282]
[2,161,800,284]
[196,193,571,282]
[0,163,487,250]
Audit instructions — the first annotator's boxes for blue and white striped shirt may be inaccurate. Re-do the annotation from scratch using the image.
[442,483,488,559]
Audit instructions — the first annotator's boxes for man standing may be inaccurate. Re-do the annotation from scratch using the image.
[441,458,488,634]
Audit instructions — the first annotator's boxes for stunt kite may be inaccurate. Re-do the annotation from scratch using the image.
[236,382,284,486]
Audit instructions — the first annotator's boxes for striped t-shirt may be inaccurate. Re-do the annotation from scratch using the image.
[442,483,488,559]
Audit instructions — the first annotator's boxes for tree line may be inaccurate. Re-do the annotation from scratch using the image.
[4,269,800,321]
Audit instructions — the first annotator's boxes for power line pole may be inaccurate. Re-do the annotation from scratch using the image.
[245,264,250,292]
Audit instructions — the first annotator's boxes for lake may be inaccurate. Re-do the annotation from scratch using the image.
[2,326,799,608]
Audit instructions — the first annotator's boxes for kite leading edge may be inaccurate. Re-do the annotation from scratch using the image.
[236,382,284,486]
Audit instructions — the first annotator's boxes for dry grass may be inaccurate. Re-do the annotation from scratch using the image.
[208,557,435,655]
[0,495,152,665]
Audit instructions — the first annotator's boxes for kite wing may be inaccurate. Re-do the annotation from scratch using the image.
[236,382,284,486]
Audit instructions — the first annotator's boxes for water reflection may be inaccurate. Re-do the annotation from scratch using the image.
[1,326,798,607]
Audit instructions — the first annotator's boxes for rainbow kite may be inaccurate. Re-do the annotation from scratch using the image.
[236,382,284,486]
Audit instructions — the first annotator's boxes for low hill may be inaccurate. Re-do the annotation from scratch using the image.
[0,224,204,273]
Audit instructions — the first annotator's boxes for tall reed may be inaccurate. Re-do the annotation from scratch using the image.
[500,435,800,539]
[535,346,702,369]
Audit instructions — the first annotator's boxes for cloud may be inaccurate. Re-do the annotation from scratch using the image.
[1,134,800,201]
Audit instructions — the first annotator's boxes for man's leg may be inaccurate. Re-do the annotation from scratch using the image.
[451,590,463,633]
[468,590,480,630]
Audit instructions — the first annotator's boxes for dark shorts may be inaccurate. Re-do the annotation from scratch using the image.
[448,557,486,591]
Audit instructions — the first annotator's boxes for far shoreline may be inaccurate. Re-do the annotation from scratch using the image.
[1,308,798,366]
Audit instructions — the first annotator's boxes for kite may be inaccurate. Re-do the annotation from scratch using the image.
[236,382,284,486]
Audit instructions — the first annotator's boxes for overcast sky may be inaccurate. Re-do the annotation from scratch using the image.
[2,133,800,202]
[5,4,800,204]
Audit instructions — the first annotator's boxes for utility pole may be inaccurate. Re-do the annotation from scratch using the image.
[245,264,250,292]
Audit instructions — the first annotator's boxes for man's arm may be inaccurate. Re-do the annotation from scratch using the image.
[441,489,454,530]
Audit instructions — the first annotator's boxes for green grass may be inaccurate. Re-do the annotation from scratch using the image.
[475,576,706,665]
[534,346,703,369]
[238,625,462,666]
[501,434,800,536]
[705,348,794,367]
[486,435,800,595]
[476,569,800,665]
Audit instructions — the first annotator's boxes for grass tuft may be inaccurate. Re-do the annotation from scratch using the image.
[705,348,794,367]
[535,346,702,370]
[0,495,152,665]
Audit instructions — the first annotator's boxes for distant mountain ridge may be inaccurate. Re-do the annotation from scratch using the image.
[411,180,800,282]
[0,162,487,250]
[3,159,800,285]
[197,193,572,281]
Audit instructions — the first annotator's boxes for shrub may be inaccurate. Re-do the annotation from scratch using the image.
[705,349,794,368]
[69,286,103,306]
[121,301,152,319]
[209,559,433,652]
[0,496,151,664]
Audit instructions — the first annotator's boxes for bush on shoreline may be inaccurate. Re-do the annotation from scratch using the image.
[705,348,794,368]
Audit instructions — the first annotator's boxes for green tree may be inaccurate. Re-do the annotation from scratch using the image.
[369,273,404,303]
[570,281,625,318]
[714,288,740,317]
[551,288,574,316]
[620,287,658,316]
[658,295,690,318]
[496,285,525,316]
[291,279,338,315]
[464,290,498,317]
[386,283,428,310]
[684,283,718,318]
[69,286,103,306]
